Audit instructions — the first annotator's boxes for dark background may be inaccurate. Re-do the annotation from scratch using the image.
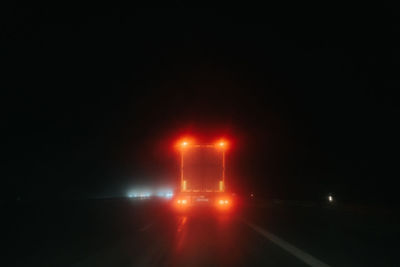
[5,6,400,204]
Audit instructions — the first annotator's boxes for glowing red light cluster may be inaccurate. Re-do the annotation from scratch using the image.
[177,199,188,205]
[218,199,230,205]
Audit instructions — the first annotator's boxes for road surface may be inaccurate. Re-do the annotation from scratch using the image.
[16,199,399,266]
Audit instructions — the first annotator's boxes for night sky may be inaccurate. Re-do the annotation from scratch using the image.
[6,6,400,204]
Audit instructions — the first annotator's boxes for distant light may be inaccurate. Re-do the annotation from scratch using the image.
[328,195,333,202]
[219,142,225,147]
[219,199,224,205]
[128,191,152,199]
[224,200,229,204]
[182,199,187,204]
[250,193,254,197]
[182,141,188,146]
[157,190,173,198]
[177,200,181,204]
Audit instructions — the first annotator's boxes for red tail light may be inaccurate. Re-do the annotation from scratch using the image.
[217,198,231,209]
[176,199,188,206]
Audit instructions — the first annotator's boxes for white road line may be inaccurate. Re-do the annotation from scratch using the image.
[245,221,331,267]
[139,222,153,232]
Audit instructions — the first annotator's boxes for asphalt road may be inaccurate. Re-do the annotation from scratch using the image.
[16,199,399,266]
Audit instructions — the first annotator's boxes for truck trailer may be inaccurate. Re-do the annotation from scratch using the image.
[173,139,232,211]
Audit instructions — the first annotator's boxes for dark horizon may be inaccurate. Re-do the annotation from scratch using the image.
[7,6,400,205]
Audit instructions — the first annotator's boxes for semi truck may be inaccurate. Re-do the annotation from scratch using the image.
[173,139,232,211]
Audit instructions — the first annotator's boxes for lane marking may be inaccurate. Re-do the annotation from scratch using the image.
[245,221,331,267]
[139,222,153,232]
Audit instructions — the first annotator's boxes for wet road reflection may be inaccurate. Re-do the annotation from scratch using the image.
[167,213,242,266]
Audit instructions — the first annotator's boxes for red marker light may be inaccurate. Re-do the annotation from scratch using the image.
[216,139,228,149]
[175,138,194,150]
